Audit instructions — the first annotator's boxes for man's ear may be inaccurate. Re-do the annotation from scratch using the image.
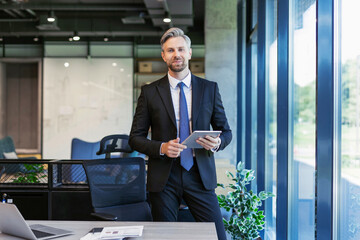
[161,51,166,62]
[189,48,192,60]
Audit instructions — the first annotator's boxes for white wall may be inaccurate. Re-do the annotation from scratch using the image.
[43,58,133,159]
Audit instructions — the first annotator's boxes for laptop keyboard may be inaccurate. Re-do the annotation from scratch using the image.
[31,229,55,238]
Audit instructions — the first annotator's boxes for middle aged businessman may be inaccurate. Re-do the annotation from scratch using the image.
[129,27,232,240]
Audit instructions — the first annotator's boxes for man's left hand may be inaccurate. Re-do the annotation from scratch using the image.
[196,135,220,151]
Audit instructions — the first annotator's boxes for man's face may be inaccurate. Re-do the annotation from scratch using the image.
[161,37,192,73]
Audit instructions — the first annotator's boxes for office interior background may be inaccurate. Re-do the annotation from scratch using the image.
[0,0,359,239]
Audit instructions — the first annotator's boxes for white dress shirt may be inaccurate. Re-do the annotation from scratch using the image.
[159,71,220,155]
[168,71,192,135]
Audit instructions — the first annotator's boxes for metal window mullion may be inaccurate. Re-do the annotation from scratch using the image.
[245,0,253,171]
[257,0,266,239]
[238,0,247,164]
[276,0,290,239]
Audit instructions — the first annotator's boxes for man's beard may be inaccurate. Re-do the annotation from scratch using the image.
[168,58,187,72]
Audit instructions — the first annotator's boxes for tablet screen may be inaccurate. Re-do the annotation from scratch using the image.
[181,130,222,148]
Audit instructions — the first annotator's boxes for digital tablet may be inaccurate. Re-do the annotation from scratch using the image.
[181,130,222,149]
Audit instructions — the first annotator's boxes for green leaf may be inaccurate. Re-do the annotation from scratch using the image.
[236,161,244,171]
[226,171,234,178]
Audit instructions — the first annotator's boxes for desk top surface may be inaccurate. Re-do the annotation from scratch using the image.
[0,220,218,240]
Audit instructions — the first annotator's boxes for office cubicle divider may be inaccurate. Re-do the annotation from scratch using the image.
[0,159,195,222]
[0,159,92,220]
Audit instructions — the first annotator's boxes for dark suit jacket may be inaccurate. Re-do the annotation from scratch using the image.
[129,74,232,192]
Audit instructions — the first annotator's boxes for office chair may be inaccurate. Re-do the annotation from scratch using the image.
[65,138,103,183]
[96,134,135,158]
[68,135,144,183]
[0,136,37,174]
[82,135,152,221]
[71,138,103,160]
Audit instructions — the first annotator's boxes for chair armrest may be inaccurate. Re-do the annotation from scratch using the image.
[91,212,118,221]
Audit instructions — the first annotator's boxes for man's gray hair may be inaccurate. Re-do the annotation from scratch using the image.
[160,27,191,50]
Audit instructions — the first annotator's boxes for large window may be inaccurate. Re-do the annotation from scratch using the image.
[340,0,360,238]
[289,0,316,239]
[265,0,277,239]
[240,0,356,238]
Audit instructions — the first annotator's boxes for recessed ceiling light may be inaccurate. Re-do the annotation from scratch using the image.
[120,68,124,72]
[73,31,80,41]
[47,11,56,22]
[64,62,70,68]
[68,37,73,41]
[47,17,55,22]
[104,37,109,42]
[33,37,39,42]
[112,63,117,67]
[163,17,171,23]
[163,11,171,23]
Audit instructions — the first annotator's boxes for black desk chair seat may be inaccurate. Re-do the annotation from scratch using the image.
[91,201,152,221]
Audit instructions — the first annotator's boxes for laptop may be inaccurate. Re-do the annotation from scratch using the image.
[0,203,73,239]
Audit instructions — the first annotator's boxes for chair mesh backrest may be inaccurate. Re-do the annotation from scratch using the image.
[83,157,146,209]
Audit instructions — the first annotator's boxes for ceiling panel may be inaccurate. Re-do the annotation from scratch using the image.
[0,0,204,44]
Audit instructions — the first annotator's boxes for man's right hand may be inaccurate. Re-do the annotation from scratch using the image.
[161,138,187,158]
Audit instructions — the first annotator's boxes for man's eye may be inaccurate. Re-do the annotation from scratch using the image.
[168,49,173,52]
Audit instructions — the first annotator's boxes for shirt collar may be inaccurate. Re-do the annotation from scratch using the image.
[168,71,192,89]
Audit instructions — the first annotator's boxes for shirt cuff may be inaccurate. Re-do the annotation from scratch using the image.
[210,138,221,153]
[160,143,165,156]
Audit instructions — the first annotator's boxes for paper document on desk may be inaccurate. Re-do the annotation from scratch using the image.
[100,226,144,239]
[80,232,101,240]
[80,227,103,240]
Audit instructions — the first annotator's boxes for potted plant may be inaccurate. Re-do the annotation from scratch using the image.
[13,164,46,183]
[217,161,275,240]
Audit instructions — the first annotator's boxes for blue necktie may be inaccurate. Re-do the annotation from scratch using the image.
[178,82,193,171]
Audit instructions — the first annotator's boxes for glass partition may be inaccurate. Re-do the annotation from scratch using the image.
[340,0,360,238]
[43,58,133,159]
[265,0,278,239]
[289,0,316,239]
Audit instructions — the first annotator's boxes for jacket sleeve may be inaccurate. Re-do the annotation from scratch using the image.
[211,82,232,151]
[129,86,163,158]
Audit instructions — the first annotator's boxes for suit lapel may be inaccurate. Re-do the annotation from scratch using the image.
[191,75,204,130]
[156,76,176,128]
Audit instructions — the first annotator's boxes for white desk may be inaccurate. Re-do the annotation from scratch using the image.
[0,221,218,240]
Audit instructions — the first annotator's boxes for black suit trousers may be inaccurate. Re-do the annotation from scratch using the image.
[148,158,227,240]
